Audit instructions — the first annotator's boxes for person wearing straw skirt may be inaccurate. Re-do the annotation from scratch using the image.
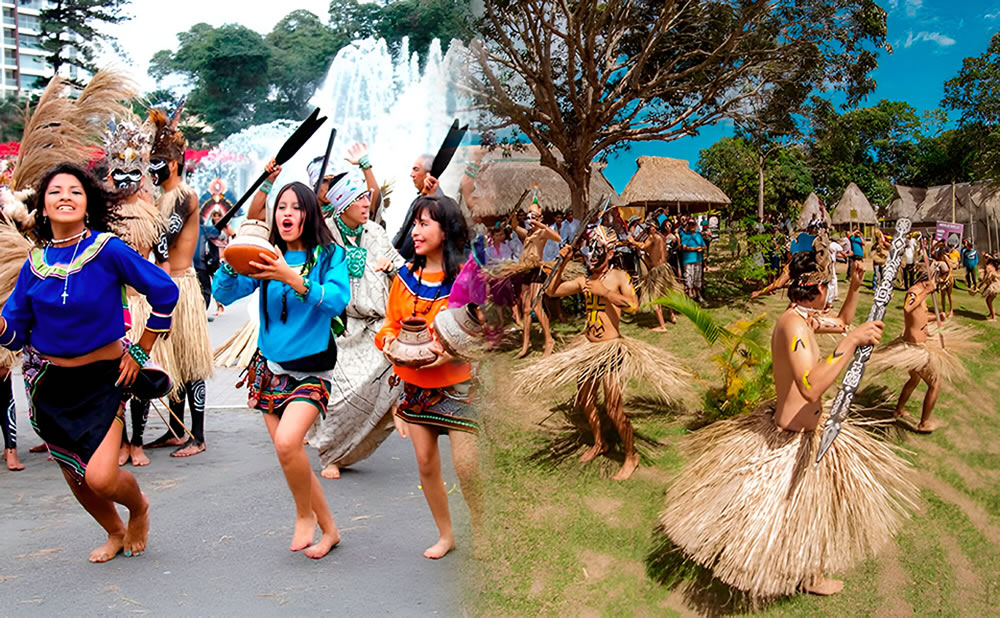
[518,226,692,481]
[143,105,214,457]
[104,110,174,467]
[978,252,1000,320]
[655,252,917,600]
[628,220,679,330]
[868,264,979,433]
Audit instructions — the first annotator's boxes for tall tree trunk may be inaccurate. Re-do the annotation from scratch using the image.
[570,166,592,221]
[757,152,765,220]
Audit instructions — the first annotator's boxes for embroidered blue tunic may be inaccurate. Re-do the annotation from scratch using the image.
[212,245,351,364]
[0,233,178,357]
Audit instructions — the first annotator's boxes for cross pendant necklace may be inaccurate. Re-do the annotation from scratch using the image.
[48,236,84,305]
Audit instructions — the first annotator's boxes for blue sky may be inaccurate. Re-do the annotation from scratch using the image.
[602,1,1000,192]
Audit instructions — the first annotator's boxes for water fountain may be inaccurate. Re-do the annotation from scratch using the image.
[190,36,473,236]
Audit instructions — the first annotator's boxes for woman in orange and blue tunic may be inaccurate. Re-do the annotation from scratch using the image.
[375,195,483,559]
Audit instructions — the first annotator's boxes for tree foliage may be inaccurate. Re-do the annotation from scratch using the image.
[151,23,276,140]
[466,0,888,218]
[698,137,812,221]
[942,31,1000,180]
[39,0,130,86]
[265,10,344,120]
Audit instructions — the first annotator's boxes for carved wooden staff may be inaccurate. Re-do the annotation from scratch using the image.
[816,218,912,463]
[920,235,946,348]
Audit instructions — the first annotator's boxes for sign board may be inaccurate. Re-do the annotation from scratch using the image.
[935,221,963,248]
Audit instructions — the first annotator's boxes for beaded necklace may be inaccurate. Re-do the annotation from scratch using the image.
[335,216,366,279]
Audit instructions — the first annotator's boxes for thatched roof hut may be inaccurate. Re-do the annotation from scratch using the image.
[619,156,730,213]
[831,182,878,226]
[466,145,617,218]
[886,185,926,221]
[796,192,829,230]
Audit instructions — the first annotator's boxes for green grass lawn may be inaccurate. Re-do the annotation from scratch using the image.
[464,256,1000,616]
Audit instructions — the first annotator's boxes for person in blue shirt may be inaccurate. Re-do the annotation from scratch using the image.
[848,229,865,282]
[678,217,707,302]
[0,163,178,563]
[214,181,350,560]
[961,239,979,291]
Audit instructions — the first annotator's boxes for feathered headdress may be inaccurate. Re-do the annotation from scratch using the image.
[11,68,138,193]
[805,227,833,286]
[149,101,187,162]
[104,111,155,173]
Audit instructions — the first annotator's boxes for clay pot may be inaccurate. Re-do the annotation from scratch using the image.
[385,317,438,368]
[223,220,280,276]
[433,303,486,361]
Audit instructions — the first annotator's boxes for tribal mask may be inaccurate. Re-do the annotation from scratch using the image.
[149,157,170,186]
[585,225,614,274]
[104,114,155,194]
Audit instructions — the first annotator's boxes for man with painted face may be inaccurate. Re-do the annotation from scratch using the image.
[103,112,173,467]
[517,226,692,480]
[143,105,214,458]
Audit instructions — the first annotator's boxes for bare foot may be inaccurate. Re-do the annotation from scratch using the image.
[145,432,185,449]
[424,536,456,559]
[89,533,125,563]
[4,448,24,471]
[804,575,844,596]
[304,531,341,559]
[989,316,996,321]
[515,346,531,359]
[611,453,639,481]
[170,439,205,458]
[129,445,150,467]
[320,464,341,479]
[916,419,941,433]
[29,443,48,453]
[118,444,130,466]
[290,516,317,552]
[579,443,606,463]
[667,313,677,324]
[652,326,667,332]
[123,492,150,557]
[543,340,554,356]
[892,408,908,420]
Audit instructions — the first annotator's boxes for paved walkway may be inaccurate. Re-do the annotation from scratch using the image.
[1,296,471,615]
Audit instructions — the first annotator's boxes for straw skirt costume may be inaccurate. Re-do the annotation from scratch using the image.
[0,233,177,481]
[867,322,977,385]
[655,401,918,600]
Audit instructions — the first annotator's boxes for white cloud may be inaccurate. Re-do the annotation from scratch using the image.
[906,0,923,18]
[987,10,1000,19]
[904,30,957,48]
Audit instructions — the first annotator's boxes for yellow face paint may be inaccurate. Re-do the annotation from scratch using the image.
[802,371,812,390]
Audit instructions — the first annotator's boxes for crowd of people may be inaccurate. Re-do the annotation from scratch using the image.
[0,68,993,606]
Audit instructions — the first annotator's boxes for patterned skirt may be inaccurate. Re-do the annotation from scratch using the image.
[23,347,126,482]
[394,380,479,435]
[247,352,331,418]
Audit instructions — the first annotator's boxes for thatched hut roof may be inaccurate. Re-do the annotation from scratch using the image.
[467,146,618,217]
[796,192,829,230]
[619,156,730,212]
[886,185,926,221]
[912,182,1000,223]
[831,182,878,225]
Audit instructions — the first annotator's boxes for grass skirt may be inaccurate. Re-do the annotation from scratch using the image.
[639,263,682,308]
[867,323,977,385]
[126,292,178,389]
[979,271,1000,297]
[0,347,18,370]
[655,403,917,600]
[214,319,259,369]
[112,195,163,257]
[517,335,692,404]
[164,268,214,388]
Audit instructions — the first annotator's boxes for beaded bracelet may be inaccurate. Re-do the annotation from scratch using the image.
[358,154,372,170]
[260,180,273,195]
[128,343,150,367]
[221,262,237,277]
[294,277,312,302]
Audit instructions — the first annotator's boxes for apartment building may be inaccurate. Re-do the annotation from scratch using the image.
[2,0,83,97]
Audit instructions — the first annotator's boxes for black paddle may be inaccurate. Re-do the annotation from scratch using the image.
[429,119,469,180]
[312,127,338,196]
[215,108,327,231]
